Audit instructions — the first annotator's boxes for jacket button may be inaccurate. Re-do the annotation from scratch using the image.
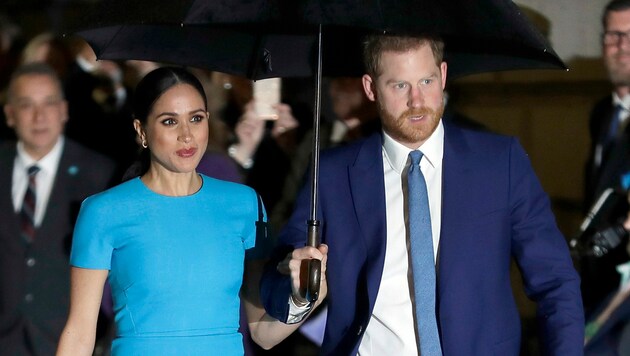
[24,293,34,303]
[26,257,36,267]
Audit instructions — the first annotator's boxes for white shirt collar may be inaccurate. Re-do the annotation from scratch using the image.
[612,93,630,111]
[382,119,444,174]
[330,119,349,144]
[16,136,65,174]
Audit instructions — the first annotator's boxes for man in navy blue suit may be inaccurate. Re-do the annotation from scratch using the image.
[261,34,584,355]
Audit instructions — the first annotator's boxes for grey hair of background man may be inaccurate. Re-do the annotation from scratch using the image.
[6,62,65,103]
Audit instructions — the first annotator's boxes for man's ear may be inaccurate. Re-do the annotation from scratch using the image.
[61,100,69,124]
[3,105,15,128]
[362,74,376,102]
[440,61,448,90]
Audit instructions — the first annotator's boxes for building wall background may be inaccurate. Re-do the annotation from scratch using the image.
[518,0,608,60]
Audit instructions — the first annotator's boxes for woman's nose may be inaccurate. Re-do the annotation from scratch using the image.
[178,125,192,143]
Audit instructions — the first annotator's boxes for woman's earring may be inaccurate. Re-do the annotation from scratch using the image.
[141,139,148,149]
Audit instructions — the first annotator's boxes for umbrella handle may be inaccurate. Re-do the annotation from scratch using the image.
[306,220,321,302]
[306,260,321,302]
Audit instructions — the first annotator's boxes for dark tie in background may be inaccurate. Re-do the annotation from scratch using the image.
[408,151,442,355]
[20,165,40,243]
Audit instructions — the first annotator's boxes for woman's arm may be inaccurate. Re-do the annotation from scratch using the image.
[243,244,328,350]
[56,267,109,356]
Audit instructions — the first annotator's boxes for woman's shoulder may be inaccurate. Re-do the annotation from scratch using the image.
[199,174,260,207]
[82,177,142,207]
[200,174,255,194]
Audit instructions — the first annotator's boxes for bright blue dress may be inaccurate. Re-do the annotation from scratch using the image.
[70,175,265,355]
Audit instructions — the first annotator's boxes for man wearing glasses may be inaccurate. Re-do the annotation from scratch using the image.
[583,0,630,353]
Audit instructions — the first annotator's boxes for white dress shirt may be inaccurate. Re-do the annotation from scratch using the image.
[12,137,64,227]
[612,93,630,129]
[358,121,444,356]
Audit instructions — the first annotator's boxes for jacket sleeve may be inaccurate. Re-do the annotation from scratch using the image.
[508,138,585,355]
[260,244,294,323]
[260,176,313,323]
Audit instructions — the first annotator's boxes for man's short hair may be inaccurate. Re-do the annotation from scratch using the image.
[6,62,64,103]
[603,0,630,29]
[362,34,445,78]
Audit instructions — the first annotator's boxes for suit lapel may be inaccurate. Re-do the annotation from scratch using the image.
[594,102,614,171]
[39,143,67,233]
[347,128,476,308]
[37,141,81,246]
[348,133,388,310]
[0,144,20,235]
[438,123,475,291]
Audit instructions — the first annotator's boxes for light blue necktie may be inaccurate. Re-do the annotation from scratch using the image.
[408,151,442,355]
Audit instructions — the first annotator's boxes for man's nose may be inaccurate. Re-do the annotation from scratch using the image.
[408,86,424,108]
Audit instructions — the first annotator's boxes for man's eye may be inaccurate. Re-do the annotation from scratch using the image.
[394,83,407,89]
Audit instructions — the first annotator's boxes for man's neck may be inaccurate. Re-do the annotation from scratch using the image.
[615,85,630,98]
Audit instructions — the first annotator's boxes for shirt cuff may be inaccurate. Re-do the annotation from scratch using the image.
[287,295,313,324]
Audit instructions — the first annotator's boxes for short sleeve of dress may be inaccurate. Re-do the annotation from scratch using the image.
[70,194,115,270]
[245,190,273,261]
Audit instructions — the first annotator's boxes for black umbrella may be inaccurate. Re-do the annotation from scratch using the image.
[75,0,565,79]
[72,0,566,301]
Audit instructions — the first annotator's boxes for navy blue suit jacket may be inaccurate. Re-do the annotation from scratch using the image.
[261,121,584,355]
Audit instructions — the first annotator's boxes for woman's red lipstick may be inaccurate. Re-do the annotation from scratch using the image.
[176,147,197,157]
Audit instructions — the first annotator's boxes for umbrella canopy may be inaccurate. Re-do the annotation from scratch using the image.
[71,0,567,302]
[74,0,566,80]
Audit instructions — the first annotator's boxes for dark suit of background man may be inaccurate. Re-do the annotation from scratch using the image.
[0,63,115,355]
[261,34,584,355]
[582,0,630,317]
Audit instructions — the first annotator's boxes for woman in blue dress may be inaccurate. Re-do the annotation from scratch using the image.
[56,67,328,355]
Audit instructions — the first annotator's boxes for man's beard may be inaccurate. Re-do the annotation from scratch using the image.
[378,102,444,146]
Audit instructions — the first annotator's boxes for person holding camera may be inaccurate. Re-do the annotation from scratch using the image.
[582,0,630,315]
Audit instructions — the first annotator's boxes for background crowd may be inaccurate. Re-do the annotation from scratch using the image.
[3,0,630,355]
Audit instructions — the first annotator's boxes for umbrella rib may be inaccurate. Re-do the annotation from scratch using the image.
[248,35,265,79]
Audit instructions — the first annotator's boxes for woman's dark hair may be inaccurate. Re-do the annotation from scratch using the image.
[122,66,208,181]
